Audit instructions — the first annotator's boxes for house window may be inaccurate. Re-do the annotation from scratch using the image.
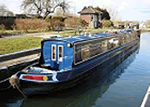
[58,45,63,62]
[91,15,93,21]
[52,45,56,61]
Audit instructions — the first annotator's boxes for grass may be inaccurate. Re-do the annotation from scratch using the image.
[0,28,109,54]
[0,30,46,34]
[51,28,109,37]
[0,36,43,54]
[0,28,109,37]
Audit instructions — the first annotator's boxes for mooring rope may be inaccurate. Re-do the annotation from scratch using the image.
[0,85,12,91]
[15,84,27,99]
[0,74,27,98]
[0,77,10,84]
[0,77,12,91]
[9,75,27,99]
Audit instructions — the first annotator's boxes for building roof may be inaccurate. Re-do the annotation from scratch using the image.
[78,7,103,14]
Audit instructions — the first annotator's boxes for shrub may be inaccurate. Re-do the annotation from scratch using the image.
[78,17,88,27]
[12,19,49,32]
[46,19,64,31]
[102,20,114,28]
[53,16,64,21]
[65,17,88,28]
[0,24,5,30]
[0,18,15,30]
[64,17,79,28]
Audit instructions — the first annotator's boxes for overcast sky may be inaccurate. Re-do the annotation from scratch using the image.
[0,0,150,22]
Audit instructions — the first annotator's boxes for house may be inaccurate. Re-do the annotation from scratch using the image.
[113,21,139,29]
[78,7,103,28]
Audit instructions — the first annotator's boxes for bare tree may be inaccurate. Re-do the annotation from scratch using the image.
[54,7,74,17]
[54,7,64,16]
[102,6,121,21]
[0,4,14,16]
[21,0,70,19]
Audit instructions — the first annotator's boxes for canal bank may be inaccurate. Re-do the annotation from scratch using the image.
[0,48,40,90]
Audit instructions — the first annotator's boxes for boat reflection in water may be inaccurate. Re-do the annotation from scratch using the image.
[22,45,140,107]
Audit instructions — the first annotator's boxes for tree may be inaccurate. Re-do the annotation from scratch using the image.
[95,7,110,20]
[21,0,70,19]
[81,6,87,11]
[0,4,14,16]
[54,7,74,17]
[101,6,121,21]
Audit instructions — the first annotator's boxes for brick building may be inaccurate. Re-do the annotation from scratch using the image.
[78,7,103,28]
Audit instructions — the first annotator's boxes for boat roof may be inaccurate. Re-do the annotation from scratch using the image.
[42,30,129,45]
[42,33,110,45]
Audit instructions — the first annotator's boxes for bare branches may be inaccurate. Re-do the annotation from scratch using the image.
[0,4,14,16]
[101,6,121,21]
[21,0,70,19]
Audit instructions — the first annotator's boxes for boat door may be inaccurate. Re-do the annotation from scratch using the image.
[57,44,64,70]
[56,43,73,70]
[51,43,64,70]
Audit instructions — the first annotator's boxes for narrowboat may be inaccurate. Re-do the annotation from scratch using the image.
[9,29,140,95]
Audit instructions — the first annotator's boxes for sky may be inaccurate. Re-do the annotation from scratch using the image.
[0,0,150,22]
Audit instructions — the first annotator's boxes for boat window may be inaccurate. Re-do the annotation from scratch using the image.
[81,45,90,60]
[58,45,63,62]
[74,38,105,64]
[74,31,138,65]
[52,45,56,61]
[90,43,102,57]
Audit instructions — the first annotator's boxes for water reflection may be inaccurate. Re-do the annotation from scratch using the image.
[0,89,24,107]
[21,48,139,107]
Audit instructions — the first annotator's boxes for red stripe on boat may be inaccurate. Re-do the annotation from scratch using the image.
[23,75,44,81]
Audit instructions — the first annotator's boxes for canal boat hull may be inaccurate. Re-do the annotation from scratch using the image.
[17,39,140,96]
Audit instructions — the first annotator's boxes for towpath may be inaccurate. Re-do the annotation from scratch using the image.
[0,54,40,68]
[0,31,62,67]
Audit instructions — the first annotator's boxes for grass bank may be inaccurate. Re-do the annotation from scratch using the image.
[0,36,43,54]
[51,28,108,36]
[0,30,46,34]
[0,28,109,54]
[0,28,109,37]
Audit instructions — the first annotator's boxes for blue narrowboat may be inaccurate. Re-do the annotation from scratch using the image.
[10,29,140,95]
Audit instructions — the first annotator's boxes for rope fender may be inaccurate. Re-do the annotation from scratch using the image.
[9,75,27,98]
[9,75,20,89]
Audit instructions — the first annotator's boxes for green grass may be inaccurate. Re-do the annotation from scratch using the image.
[86,28,108,33]
[0,28,109,54]
[51,29,108,37]
[0,36,43,54]
[51,31,77,37]
[0,30,48,34]
[0,28,109,37]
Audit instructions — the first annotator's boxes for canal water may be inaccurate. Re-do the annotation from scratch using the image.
[1,32,150,107]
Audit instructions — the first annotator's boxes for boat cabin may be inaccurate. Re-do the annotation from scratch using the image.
[39,30,138,71]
